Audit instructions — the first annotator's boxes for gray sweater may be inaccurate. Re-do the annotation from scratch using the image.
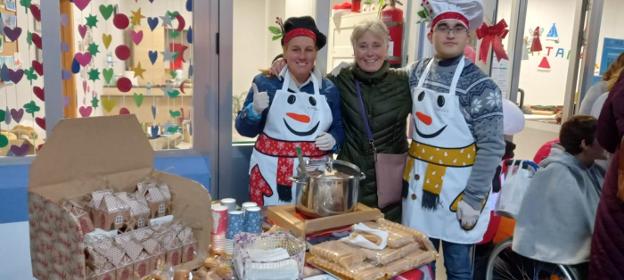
[512,145,604,265]
[408,56,505,209]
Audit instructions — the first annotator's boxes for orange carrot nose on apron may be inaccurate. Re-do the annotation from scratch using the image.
[416,112,432,125]
[287,112,311,123]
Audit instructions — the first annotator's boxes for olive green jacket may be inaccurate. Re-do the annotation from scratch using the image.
[328,62,411,222]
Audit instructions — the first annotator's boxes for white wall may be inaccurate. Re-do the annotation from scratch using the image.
[517,0,577,106]
[595,0,624,75]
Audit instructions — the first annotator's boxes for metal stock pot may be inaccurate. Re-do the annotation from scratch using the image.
[292,159,365,218]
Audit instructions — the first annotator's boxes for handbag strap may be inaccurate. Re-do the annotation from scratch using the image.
[355,81,376,152]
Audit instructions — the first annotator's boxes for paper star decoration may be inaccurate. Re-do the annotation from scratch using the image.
[85,14,98,29]
[130,8,145,26]
[23,101,40,116]
[91,96,99,108]
[161,50,177,62]
[27,32,32,45]
[88,68,100,81]
[88,43,100,56]
[160,14,173,27]
[132,62,146,79]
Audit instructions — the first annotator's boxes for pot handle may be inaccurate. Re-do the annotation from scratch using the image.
[359,172,366,180]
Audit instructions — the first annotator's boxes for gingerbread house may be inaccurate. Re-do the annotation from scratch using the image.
[116,192,150,229]
[90,191,131,230]
[137,183,172,218]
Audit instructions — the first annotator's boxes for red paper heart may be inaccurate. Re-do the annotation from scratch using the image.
[32,60,43,76]
[115,45,131,60]
[113,13,130,30]
[32,33,42,49]
[78,24,87,39]
[33,86,44,101]
[73,0,91,11]
[119,107,130,115]
[74,52,92,66]
[30,5,41,22]
[36,117,46,130]
[116,77,132,92]
[79,106,93,117]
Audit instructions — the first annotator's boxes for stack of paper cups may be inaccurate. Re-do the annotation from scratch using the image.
[221,198,237,211]
[226,210,244,255]
[211,204,228,253]
[244,206,262,234]
[241,201,258,212]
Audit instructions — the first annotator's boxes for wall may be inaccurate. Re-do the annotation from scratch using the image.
[595,0,624,76]
[517,0,576,106]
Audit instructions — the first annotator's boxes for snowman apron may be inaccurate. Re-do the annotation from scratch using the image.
[402,57,492,244]
[249,70,332,206]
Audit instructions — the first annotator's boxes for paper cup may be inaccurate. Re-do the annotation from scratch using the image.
[221,198,237,211]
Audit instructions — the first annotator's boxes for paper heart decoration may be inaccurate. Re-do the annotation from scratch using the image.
[1,64,9,82]
[99,4,114,20]
[0,109,4,123]
[74,52,92,66]
[133,93,144,107]
[33,86,44,101]
[151,105,157,119]
[187,26,193,44]
[30,5,41,22]
[9,143,30,157]
[169,110,181,118]
[78,24,87,39]
[102,97,117,112]
[150,125,159,138]
[82,80,88,93]
[32,60,43,76]
[4,27,22,42]
[186,0,192,12]
[8,68,24,84]
[147,17,159,31]
[148,51,158,64]
[119,107,130,115]
[73,0,91,11]
[115,45,130,60]
[130,30,143,45]
[0,134,7,148]
[102,34,112,49]
[113,13,130,30]
[32,33,42,49]
[79,106,93,117]
[35,117,45,129]
[10,108,24,123]
[71,58,80,73]
[103,68,114,84]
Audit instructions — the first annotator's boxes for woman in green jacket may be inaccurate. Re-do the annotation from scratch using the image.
[273,20,411,221]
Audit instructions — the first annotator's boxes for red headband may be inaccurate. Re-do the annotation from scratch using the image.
[283,28,317,46]
[431,12,469,31]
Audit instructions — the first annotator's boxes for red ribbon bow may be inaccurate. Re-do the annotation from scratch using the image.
[476,19,510,63]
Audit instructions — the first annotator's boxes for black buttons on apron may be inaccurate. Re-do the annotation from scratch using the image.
[414,174,420,180]
[411,193,417,200]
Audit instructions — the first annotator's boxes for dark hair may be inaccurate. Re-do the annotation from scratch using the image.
[559,115,597,155]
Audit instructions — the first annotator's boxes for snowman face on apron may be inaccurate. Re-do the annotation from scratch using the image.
[277,91,321,137]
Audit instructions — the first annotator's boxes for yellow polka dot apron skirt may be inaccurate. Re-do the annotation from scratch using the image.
[248,70,332,206]
[402,57,492,244]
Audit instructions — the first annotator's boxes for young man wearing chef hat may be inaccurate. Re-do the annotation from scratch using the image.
[402,0,505,279]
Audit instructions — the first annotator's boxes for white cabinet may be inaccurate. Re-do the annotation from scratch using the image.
[326,11,379,73]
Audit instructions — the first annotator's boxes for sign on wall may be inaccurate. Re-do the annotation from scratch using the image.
[599,37,624,75]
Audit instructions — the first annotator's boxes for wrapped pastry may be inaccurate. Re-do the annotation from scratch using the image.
[309,240,365,269]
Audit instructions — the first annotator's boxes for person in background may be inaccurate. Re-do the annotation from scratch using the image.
[578,52,624,116]
[589,69,624,279]
[271,20,411,222]
[513,115,606,279]
[235,16,344,207]
[402,0,505,279]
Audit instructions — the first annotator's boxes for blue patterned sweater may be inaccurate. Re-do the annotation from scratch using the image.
[408,56,505,209]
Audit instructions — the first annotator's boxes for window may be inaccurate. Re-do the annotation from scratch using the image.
[158,203,165,215]
[114,215,123,225]
[62,0,194,151]
[0,0,46,158]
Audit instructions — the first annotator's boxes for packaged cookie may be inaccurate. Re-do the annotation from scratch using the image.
[309,240,365,269]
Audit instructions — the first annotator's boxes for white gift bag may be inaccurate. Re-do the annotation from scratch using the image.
[495,160,536,218]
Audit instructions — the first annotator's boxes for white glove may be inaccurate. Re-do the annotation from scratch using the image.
[314,132,336,151]
[251,83,269,115]
[456,200,480,230]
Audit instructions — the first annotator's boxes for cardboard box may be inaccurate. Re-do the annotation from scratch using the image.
[28,115,212,279]
[266,203,383,237]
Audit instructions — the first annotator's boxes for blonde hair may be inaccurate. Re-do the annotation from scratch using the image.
[607,67,622,91]
[603,52,624,81]
[350,20,389,48]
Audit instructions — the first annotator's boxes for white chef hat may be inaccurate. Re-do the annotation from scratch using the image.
[421,0,484,31]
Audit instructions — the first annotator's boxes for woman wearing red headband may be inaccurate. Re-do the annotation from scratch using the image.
[235,16,344,207]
